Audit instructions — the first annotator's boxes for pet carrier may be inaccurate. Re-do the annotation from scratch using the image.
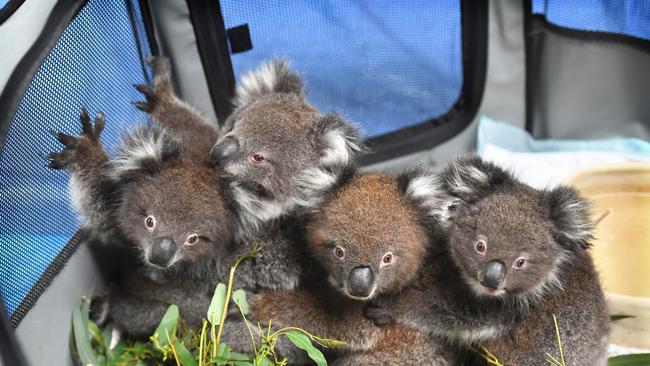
[0,0,648,364]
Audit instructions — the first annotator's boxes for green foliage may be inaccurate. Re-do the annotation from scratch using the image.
[71,297,102,365]
[208,284,227,326]
[70,245,343,366]
[610,314,635,322]
[285,331,327,366]
[608,354,650,366]
[154,304,179,347]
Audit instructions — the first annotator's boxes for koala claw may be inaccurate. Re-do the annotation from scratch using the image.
[47,109,106,170]
[133,56,173,112]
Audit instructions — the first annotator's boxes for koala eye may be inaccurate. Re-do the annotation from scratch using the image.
[333,246,345,260]
[251,153,265,163]
[185,234,199,246]
[145,216,156,231]
[381,252,394,266]
[514,258,527,269]
[475,240,487,255]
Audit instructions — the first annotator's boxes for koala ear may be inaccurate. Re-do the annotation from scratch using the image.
[441,154,510,202]
[110,124,182,182]
[546,186,593,250]
[316,113,365,166]
[233,58,304,107]
[397,167,455,223]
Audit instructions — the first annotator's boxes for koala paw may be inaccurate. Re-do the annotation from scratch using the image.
[47,108,107,171]
[133,56,173,113]
[89,295,111,326]
[364,302,396,327]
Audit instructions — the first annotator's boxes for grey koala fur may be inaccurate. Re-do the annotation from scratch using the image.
[211,59,365,233]
[219,172,456,365]
[365,155,610,365]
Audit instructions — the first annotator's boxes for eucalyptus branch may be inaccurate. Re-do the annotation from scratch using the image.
[215,245,262,351]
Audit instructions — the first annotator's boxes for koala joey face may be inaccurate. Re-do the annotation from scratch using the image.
[307,174,428,301]
[210,60,363,227]
[119,163,235,271]
[212,94,322,201]
[449,190,564,300]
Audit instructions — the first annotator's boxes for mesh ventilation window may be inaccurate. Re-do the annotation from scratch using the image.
[220,1,463,138]
[532,0,650,41]
[0,0,151,318]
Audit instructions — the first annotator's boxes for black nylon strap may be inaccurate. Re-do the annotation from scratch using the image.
[185,0,236,124]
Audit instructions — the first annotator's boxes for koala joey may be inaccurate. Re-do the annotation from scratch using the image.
[48,65,237,336]
[219,172,455,365]
[365,155,610,365]
[47,57,221,247]
[210,59,364,232]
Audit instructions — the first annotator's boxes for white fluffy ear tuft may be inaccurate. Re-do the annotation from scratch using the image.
[233,58,304,107]
[546,185,594,250]
[317,113,365,166]
[398,167,453,222]
[441,155,510,202]
[110,124,181,181]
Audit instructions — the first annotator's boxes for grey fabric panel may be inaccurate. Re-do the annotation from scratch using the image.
[531,24,650,140]
[0,0,57,94]
[13,244,105,366]
[479,0,526,128]
[147,0,219,126]
[367,0,527,172]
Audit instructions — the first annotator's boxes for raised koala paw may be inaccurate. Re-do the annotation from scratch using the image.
[89,295,111,326]
[47,108,107,171]
[132,56,173,113]
[364,301,396,327]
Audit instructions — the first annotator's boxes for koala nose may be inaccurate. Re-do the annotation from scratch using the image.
[348,266,375,297]
[480,260,506,289]
[149,237,176,267]
[210,136,239,165]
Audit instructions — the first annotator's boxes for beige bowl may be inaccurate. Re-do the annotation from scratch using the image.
[566,163,650,349]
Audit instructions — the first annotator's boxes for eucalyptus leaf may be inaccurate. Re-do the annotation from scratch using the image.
[285,331,327,366]
[101,323,113,351]
[87,320,105,350]
[217,342,231,359]
[257,356,274,366]
[610,314,635,322]
[232,289,250,315]
[72,297,101,365]
[175,340,198,366]
[229,351,252,361]
[154,304,179,347]
[608,353,650,366]
[208,283,227,325]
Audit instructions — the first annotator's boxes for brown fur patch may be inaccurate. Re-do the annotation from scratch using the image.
[308,173,429,294]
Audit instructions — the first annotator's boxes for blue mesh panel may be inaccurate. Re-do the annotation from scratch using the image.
[221,1,463,138]
[533,0,650,41]
[0,0,150,317]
